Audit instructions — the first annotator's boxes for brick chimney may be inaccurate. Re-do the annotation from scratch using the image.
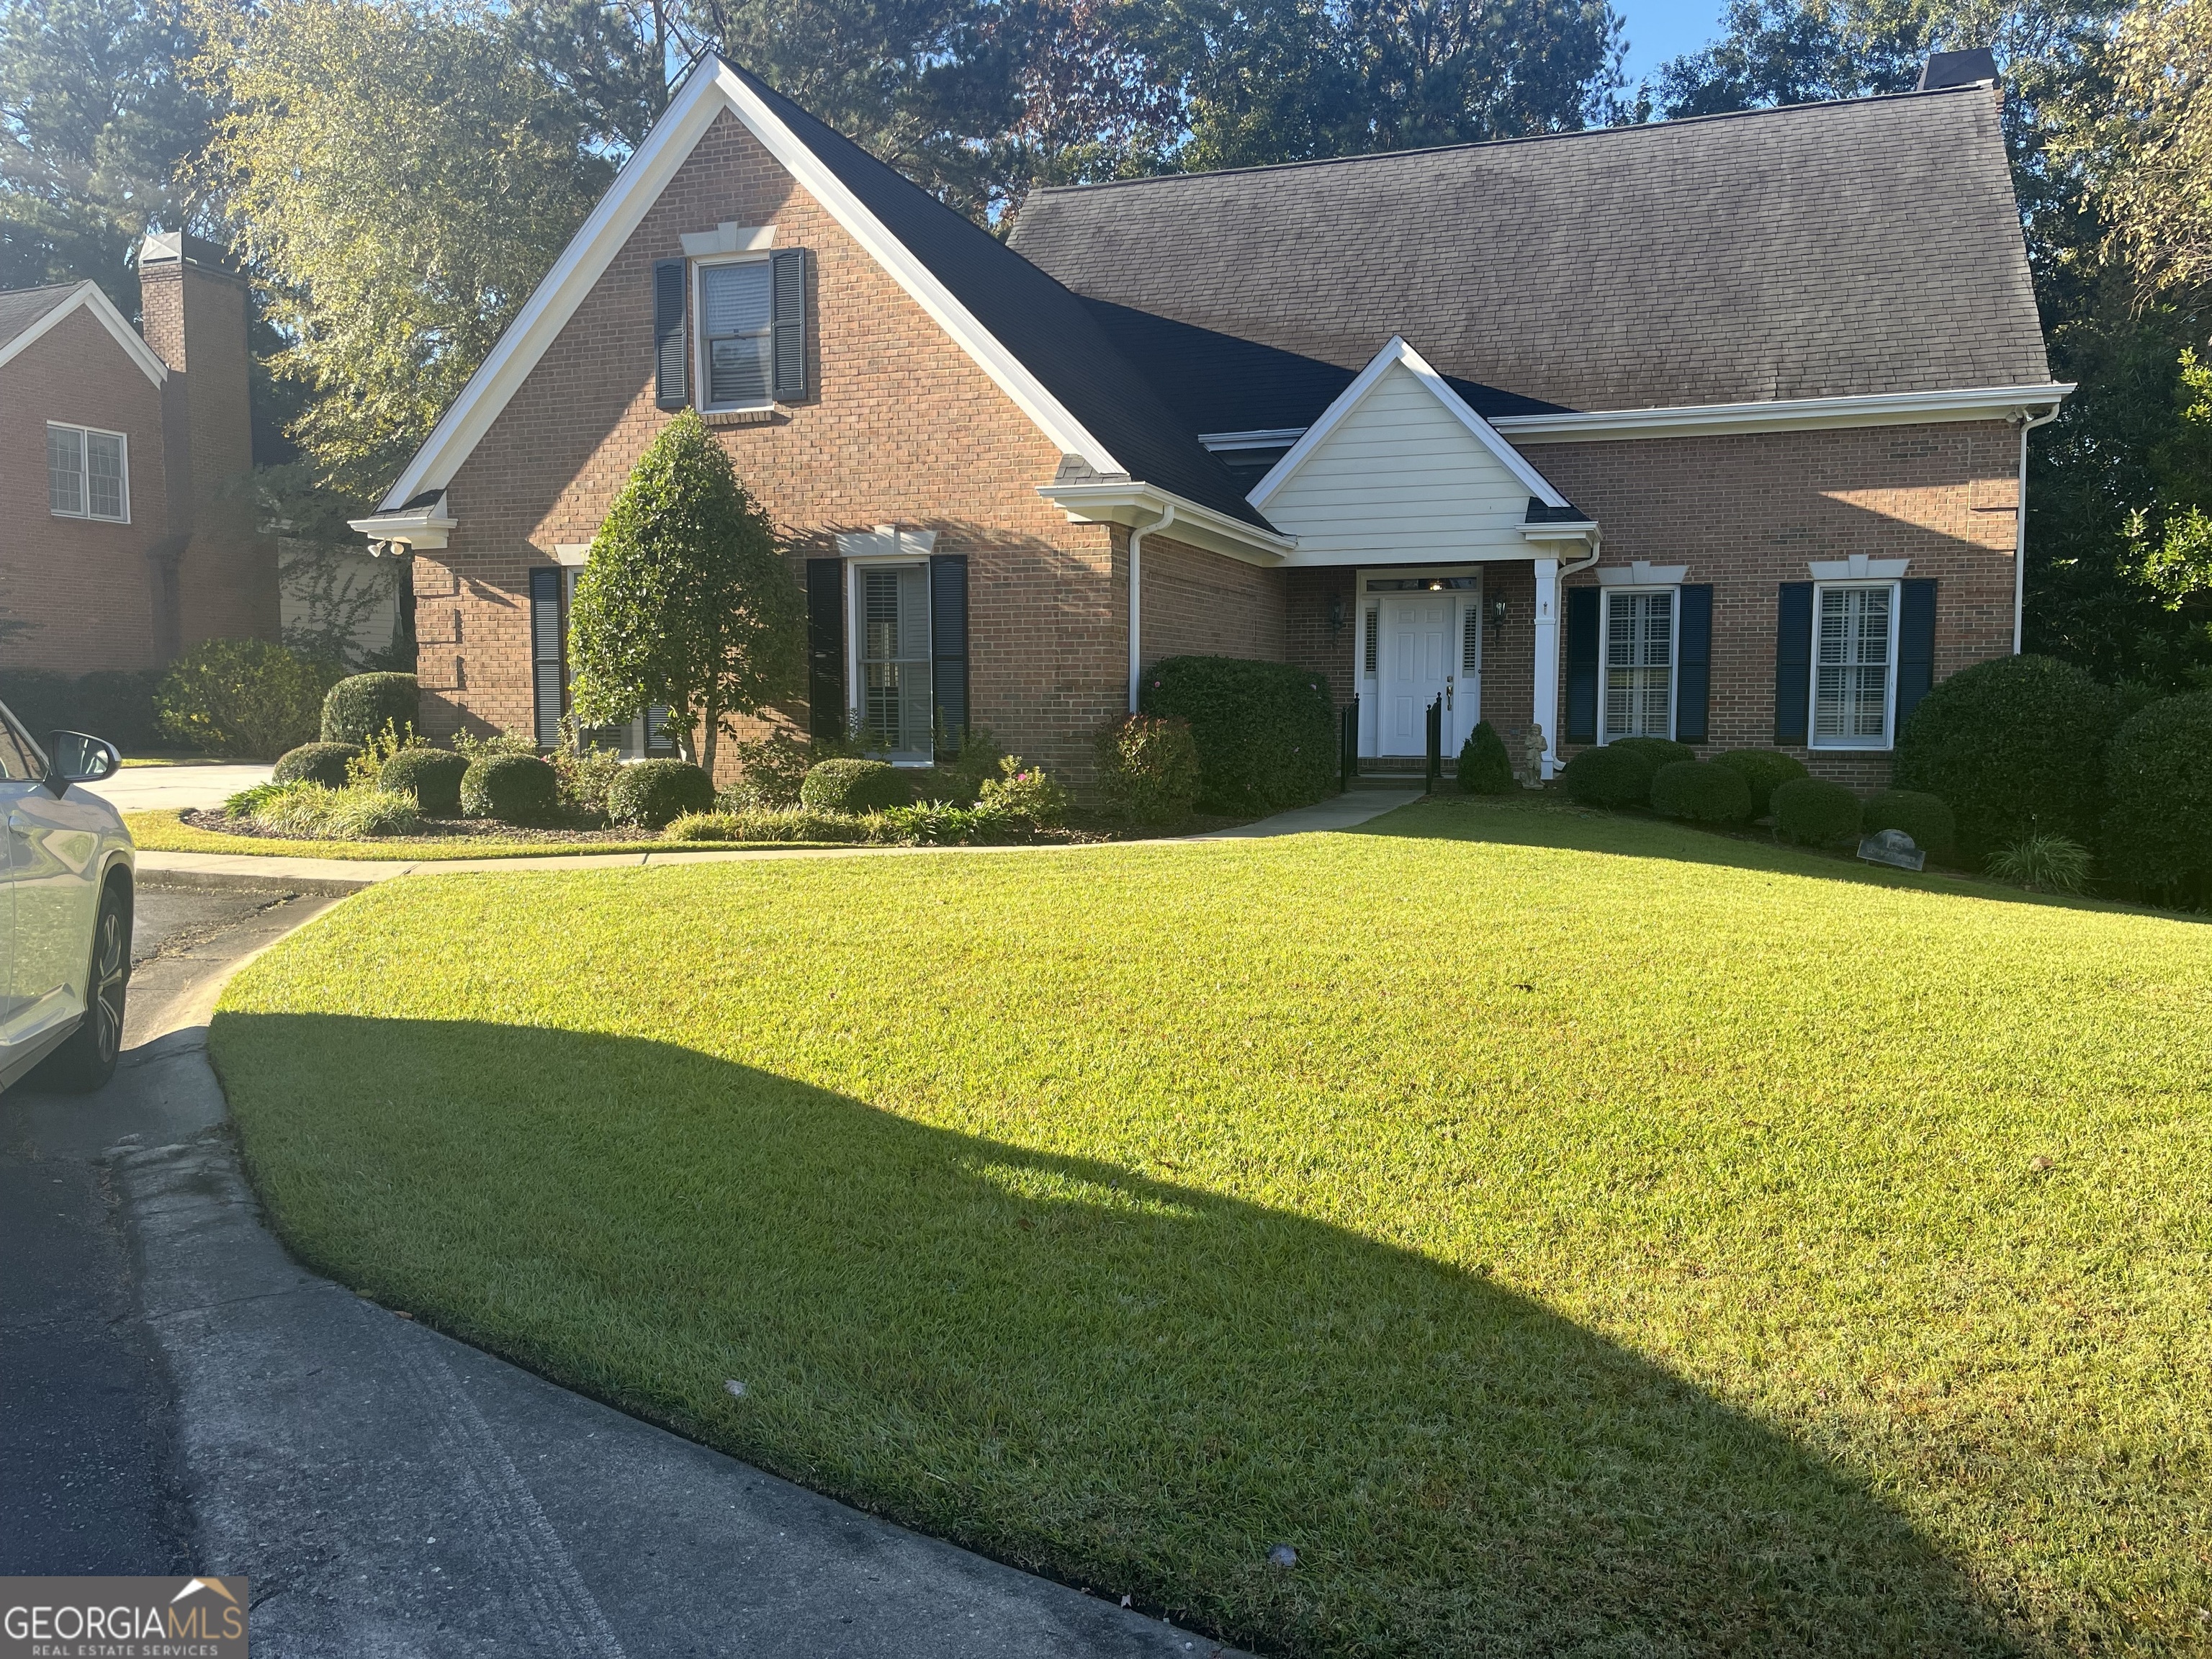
[138,232,275,657]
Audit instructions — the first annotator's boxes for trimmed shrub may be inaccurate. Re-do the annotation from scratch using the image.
[156,639,338,758]
[231,781,420,839]
[1862,789,1957,862]
[1096,714,1202,824]
[379,748,469,815]
[800,757,912,813]
[1457,720,1516,794]
[976,757,1068,827]
[1650,760,1753,823]
[1713,750,1807,818]
[1560,744,1659,808]
[2102,691,2212,906]
[273,742,362,788]
[1773,777,1862,847]
[0,669,163,753]
[321,673,420,744]
[460,753,559,824]
[1893,655,2122,863]
[1609,735,1695,772]
[607,758,716,829]
[1138,656,1334,815]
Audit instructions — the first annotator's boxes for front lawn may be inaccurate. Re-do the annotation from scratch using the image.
[210,796,2212,1655]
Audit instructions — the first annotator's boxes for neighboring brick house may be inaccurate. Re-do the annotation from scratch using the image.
[356,49,2062,789]
[0,234,274,678]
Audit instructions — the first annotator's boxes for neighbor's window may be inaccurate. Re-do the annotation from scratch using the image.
[1812,582,1897,748]
[696,258,773,410]
[858,564,933,757]
[1601,588,1673,741]
[49,423,127,522]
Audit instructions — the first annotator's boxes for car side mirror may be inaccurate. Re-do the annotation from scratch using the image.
[45,730,120,795]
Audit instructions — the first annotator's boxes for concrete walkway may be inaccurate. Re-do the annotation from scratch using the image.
[132,789,1427,887]
[86,762,273,814]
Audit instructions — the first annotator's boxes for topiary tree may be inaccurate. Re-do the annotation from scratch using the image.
[568,411,805,779]
[1456,720,1516,794]
[2103,691,2212,907]
[460,752,559,824]
[321,673,419,743]
[273,742,362,788]
[1892,655,2123,865]
[380,747,469,815]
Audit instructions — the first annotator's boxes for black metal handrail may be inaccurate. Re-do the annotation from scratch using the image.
[1424,696,1443,794]
[1340,697,1359,791]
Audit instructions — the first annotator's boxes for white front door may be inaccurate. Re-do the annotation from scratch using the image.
[1380,594,1452,756]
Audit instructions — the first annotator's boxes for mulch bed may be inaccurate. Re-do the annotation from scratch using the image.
[178,809,1256,847]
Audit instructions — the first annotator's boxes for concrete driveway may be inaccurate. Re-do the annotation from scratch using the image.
[81,763,274,814]
[0,871,1233,1657]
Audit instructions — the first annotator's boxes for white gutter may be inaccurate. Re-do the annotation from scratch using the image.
[2013,403,2062,654]
[1494,382,2077,444]
[1127,502,1172,711]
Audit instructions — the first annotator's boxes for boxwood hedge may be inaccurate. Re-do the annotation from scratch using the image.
[1139,656,1334,815]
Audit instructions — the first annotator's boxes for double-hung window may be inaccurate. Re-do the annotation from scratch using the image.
[854,564,933,760]
[1600,588,1675,742]
[695,258,773,411]
[1811,582,1897,748]
[49,423,128,522]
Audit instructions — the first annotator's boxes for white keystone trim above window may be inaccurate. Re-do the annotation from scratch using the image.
[836,526,938,559]
[680,222,775,256]
[1807,555,1911,580]
[551,544,592,566]
[1596,561,1688,587]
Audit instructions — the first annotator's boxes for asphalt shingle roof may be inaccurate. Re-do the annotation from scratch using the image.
[0,283,84,352]
[1010,87,2051,425]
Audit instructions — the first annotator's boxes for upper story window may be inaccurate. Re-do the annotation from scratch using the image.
[1601,587,1675,742]
[1811,581,1897,749]
[696,257,773,411]
[49,423,128,523]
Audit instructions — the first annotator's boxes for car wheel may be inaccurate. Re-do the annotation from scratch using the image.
[37,878,130,1094]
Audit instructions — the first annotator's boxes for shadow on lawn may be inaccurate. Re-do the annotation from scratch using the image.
[218,1012,2026,1658]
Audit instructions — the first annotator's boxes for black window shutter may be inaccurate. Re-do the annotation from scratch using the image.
[1775,581,1814,745]
[771,248,807,402]
[1564,586,1600,745]
[805,557,845,743]
[529,567,563,748]
[653,256,688,410]
[1896,578,1938,732]
[1675,584,1714,744]
[930,554,968,757]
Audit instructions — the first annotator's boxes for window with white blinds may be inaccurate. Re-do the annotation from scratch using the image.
[48,423,127,522]
[859,565,933,757]
[1812,583,1897,747]
[1601,589,1673,741]
[696,259,773,410]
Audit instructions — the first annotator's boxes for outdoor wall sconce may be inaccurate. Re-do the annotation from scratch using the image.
[1488,595,1509,640]
[1328,592,1346,631]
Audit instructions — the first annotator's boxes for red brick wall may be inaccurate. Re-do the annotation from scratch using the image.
[1139,531,1285,672]
[0,306,171,673]
[418,109,1121,783]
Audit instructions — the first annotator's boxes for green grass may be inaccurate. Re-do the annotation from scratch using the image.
[210,796,2212,1655]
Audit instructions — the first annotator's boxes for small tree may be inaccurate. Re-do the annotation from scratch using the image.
[567,413,804,776]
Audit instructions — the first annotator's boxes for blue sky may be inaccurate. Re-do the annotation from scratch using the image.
[1616,0,1727,89]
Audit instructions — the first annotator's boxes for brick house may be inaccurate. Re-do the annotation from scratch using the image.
[355,50,2062,788]
[0,233,274,675]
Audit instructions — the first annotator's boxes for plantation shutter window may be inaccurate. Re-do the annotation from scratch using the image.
[1461,606,1481,675]
[1774,582,1814,745]
[1675,585,1713,744]
[652,257,688,410]
[529,567,564,748]
[806,557,847,743]
[698,260,773,410]
[1601,589,1674,742]
[857,565,933,760]
[1564,587,1600,745]
[929,554,968,757]
[1362,606,1379,678]
[771,248,807,401]
[1811,583,1897,748]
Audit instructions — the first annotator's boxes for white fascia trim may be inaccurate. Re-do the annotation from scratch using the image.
[1199,428,1308,450]
[1247,336,1573,512]
[1038,481,1294,567]
[349,494,457,550]
[0,282,167,387]
[1493,383,2077,444]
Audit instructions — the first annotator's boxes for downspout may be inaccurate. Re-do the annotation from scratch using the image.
[1128,501,1173,713]
[2013,404,2059,655]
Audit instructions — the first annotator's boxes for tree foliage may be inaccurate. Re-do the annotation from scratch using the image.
[567,413,804,776]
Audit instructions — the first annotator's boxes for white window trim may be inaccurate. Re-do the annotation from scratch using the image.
[844,555,935,765]
[48,421,129,523]
[1596,584,1679,745]
[691,251,775,415]
[1808,579,1902,752]
[557,557,674,759]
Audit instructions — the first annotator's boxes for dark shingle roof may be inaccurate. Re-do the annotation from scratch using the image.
[1010,87,2050,420]
[721,59,1264,526]
[0,283,84,351]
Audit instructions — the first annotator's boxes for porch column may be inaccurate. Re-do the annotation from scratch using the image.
[1531,556,1560,781]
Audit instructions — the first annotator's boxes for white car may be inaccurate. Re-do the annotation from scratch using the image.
[0,712,135,1092]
